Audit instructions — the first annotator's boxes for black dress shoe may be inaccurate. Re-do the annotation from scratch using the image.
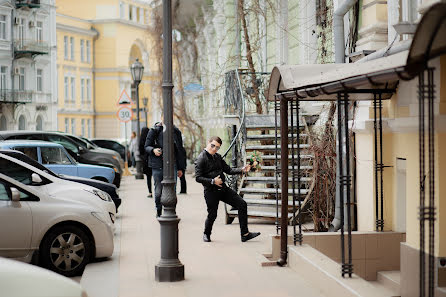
[241,232,261,242]
[203,234,211,242]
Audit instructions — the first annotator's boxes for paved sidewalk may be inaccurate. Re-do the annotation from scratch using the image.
[82,175,328,297]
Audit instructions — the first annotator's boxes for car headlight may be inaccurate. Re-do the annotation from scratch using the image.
[91,211,109,224]
[84,189,112,202]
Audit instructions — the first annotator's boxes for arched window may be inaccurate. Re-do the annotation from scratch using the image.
[0,115,6,131]
[36,115,43,131]
[18,115,26,130]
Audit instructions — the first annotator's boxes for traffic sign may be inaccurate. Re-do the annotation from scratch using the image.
[117,89,132,105]
[117,105,132,122]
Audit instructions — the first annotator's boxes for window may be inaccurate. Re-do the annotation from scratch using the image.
[0,182,8,201]
[0,114,6,131]
[18,68,25,91]
[129,5,133,20]
[41,147,71,165]
[80,78,85,102]
[0,158,34,185]
[36,21,43,41]
[36,115,43,131]
[80,39,84,62]
[45,135,79,155]
[132,6,137,21]
[64,76,69,102]
[18,115,26,130]
[86,79,91,101]
[70,37,74,60]
[70,77,75,102]
[1,66,7,91]
[36,69,42,92]
[120,2,125,19]
[87,119,91,138]
[86,40,91,63]
[17,18,24,46]
[13,147,38,161]
[81,119,85,137]
[64,36,68,59]
[0,15,6,40]
[64,118,69,133]
[71,118,75,134]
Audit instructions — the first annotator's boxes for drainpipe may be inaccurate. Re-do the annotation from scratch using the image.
[330,0,358,232]
[91,27,99,137]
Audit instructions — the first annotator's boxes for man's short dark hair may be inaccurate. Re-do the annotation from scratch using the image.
[208,136,222,145]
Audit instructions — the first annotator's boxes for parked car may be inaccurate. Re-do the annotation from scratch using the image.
[0,257,87,297]
[63,133,125,171]
[0,131,122,187]
[90,138,127,162]
[0,172,114,276]
[0,149,121,211]
[0,140,115,184]
[0,152,117,223]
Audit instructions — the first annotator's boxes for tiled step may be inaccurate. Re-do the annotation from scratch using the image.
[246,144,310,151]
[243,198,298,207]
[240,187,309,195]
[247,154,313,160]
[246,134,308,140]
[245,176,312,183]
[227,209,293,219]
[260,165,313,171]
[246,124,304,130]
[377,270,400,296]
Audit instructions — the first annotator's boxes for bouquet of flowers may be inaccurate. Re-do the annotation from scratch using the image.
[247,151,262,172]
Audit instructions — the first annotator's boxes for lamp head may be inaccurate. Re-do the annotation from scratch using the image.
[130,58,144,82]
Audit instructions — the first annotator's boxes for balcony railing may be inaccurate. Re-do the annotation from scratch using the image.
[15,0,40,9]
[14,39,49,58]
[0,89,33,103]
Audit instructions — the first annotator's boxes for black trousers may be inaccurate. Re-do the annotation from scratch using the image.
[180,169,187,193]
[204,187,248,236]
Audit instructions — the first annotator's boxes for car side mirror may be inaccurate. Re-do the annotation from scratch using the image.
[31,173,43,184]
[10,187,20,202]
[79,146,86,153]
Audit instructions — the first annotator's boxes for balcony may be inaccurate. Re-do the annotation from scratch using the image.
[0,89,33,103]
[15,0,40,9]
[14,39,49,59]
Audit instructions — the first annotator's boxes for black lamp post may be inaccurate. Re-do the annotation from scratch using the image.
[130,58,144,180]
[155,0,184,282]
[143,97,148,127]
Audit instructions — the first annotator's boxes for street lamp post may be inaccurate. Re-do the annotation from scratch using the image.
[155,0,184,282]
[143,97,148,127]
[130,58,144,180]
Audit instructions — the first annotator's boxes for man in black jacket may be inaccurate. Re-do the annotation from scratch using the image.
[144,122,187,217]
[195,136,260,243]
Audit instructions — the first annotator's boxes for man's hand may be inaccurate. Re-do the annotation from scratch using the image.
[214,175,223,187]
[154,148,162,156]
[177,170,183,178]
[242,165,251,173]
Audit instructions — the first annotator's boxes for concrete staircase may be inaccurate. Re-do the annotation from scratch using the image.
[225,114,314,224]
[376,270,401,296]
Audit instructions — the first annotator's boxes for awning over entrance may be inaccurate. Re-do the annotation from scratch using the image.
[267,1,446,101]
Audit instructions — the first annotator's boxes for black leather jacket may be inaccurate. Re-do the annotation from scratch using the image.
[144,124,187,170]
[195,149,242,191]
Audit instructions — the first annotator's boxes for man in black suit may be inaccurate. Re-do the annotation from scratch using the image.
[144,122,186,217]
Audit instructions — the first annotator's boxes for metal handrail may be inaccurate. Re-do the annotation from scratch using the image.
[222,68,246,159]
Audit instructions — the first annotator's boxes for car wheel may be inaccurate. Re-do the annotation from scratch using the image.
[40,225,92,277]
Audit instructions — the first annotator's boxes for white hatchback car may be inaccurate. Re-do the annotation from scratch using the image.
[0,172,114,277]
[0,152,116,223]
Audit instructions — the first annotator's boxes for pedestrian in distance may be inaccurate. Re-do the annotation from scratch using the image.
[139,127,152,198]
[195,136,260,243]
[144,122,187,217]
[129,131,138,168]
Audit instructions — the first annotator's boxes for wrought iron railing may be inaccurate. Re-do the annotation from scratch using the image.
[15,0,40,8]
[0,89,33,103]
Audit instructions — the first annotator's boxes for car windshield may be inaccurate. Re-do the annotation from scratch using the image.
[67,135,92,149]
[82,137,99,148]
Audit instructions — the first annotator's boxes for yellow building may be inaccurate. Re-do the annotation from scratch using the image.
[56,0,158,139]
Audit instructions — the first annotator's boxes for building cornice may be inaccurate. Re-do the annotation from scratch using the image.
[56,13,93,24]
[91,18,149,30]
[56,23,98,37]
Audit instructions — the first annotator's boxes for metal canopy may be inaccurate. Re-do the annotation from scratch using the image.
[267,1,446,101]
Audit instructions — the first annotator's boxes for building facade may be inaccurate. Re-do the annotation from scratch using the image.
[56,0,158,139]
[0,0,57,132]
